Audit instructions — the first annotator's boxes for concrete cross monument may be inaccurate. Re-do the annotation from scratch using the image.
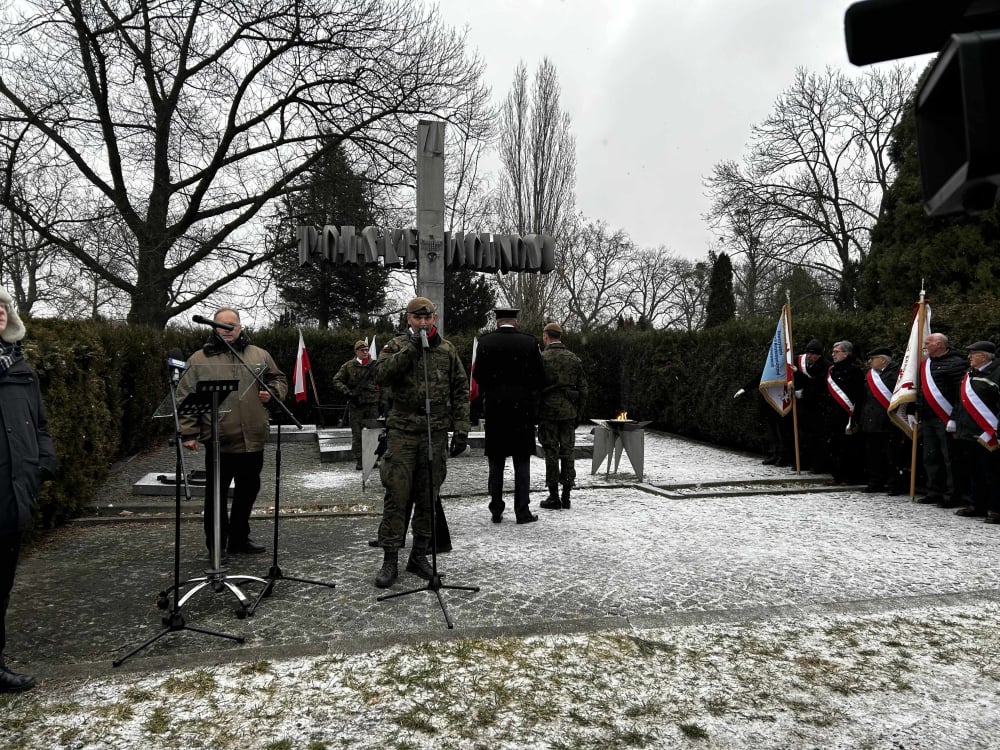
[297,120,556,333]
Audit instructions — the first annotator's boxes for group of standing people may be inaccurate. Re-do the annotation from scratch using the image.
[742,331,1000,526]
[372,299,587,588]
[0,294,589,685]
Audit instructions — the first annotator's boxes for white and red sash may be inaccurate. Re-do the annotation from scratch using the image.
[827,368,855,416]
[921,357,954,423]
[798,353,812,377]
[960,372,999,450]
[866,369,892,410]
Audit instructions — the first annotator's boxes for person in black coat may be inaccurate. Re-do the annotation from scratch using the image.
[734,372,793,466]
[792,338,831,472]
[857,346,903,494]
[826,340,866,484]
[0,288,56,693]
[916,332,970,506]
[472,307,545,524]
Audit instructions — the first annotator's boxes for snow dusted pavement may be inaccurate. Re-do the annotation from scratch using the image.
[3,430,1000,748]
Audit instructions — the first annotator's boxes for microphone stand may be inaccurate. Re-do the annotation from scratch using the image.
[194,329,335,615]
[113,369,244,667]
[377,328,479,628]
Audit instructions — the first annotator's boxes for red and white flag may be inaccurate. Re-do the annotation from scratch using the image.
[889,300,931,436]
[293,328,311,403]
[469,336,480,401]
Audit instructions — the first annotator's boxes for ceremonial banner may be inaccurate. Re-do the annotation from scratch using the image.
[469,336,480,401]
[889,301,931,436]
[758,305,793,416]
[293,328,311,403]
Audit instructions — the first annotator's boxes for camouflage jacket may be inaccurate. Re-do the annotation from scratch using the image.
[332,357,380,406]
[376,331,470,434]
[539,342,588,421]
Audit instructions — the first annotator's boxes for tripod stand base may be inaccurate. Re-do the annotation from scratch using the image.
[246,564,336,616]
[177,570,269,619]
[377,577,480,629]
[112,610,244,667]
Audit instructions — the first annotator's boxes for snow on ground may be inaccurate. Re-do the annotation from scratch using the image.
[3,430,1000,749]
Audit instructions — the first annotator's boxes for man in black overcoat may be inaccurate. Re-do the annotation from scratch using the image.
[472,307,545,524]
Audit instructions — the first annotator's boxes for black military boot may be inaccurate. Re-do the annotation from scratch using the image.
[561,485,571,509]
[0,663,36,693]
[374,548,398,588]
[540,484,561,510]
[406,552,434,580]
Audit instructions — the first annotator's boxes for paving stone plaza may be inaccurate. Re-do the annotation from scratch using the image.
[8,428,1000,681]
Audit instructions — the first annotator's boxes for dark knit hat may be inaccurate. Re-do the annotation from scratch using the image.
[804,339,823,354]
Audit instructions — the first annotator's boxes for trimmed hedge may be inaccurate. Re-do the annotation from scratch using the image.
[19,300,1000,528]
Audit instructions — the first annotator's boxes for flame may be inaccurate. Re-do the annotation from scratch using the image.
[615,410,628,421]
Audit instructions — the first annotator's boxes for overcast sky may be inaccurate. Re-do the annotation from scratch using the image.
[431,0,920,261]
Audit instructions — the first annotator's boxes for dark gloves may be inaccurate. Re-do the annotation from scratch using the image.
[409,330,425,349]
[449,432,468,457]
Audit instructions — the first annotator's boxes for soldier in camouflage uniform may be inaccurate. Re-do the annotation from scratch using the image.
[538,322,588,510]
[333,340,380,470]
[372,297,470,588]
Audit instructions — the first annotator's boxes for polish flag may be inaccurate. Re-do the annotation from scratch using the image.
[293,328,311,403]
[469,337,480,401]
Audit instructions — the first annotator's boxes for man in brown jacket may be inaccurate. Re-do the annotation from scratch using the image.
[180,308,287,556]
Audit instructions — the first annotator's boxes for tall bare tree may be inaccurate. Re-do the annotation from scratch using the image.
[705,64,913,311]
[553,216,632,331]
[617,246,687,329]
[494,58,577,330]
[0,0,491,327]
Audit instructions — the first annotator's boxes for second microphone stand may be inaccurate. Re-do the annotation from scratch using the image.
[196,329,336,615]
[377,328,479,628]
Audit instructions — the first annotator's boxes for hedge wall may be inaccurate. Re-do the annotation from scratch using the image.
[19,300,1000,529]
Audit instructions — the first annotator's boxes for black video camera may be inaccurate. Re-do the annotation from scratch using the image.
[845,0,1000,216]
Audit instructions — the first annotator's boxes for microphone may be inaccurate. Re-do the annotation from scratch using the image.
[192,314,234,331]
[419,327,429,349]
[167,348,187,384]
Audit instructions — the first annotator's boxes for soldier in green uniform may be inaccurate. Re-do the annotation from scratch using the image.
[538,322,588,510]
[333,340,380,470]
[372,297,470,588]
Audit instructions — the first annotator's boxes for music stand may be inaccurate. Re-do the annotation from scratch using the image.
[247,412,336,616]
[113,376,245,666]
[175,379,269,618]
[376,334,478,628]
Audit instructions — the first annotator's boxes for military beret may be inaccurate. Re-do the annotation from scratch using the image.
[494,307,520,319]
[967,340,997,354]
[543,321,563,335]
[804,339,823,354]
[405,296,436,315]
[866,346,892,358]
[354,340,368,350]
[0,286,25,343]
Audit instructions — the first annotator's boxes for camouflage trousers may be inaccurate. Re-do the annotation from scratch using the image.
[538,419,576,487]
[348,402,379,460]
[377,428,448,550]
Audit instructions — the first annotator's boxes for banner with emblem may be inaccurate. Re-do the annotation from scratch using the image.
[889,298,931,437]
[758,304,793,416]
